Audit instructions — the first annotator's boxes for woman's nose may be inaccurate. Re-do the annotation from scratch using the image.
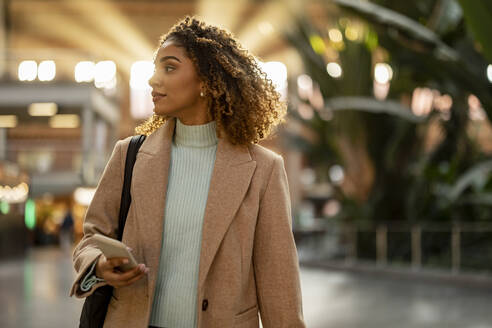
[148,72,159,88]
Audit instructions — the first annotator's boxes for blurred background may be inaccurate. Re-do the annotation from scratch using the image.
[1,0,492,327]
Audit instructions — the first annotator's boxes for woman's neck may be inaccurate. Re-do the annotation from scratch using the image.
[173,117,218,148]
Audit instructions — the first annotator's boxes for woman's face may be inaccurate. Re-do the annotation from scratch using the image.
[148,39,206,122]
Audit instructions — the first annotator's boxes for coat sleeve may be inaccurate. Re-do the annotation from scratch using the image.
[69,139,128,298]
[253,155,306,327]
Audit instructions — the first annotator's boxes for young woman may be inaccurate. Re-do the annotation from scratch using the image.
[70,16,306,328]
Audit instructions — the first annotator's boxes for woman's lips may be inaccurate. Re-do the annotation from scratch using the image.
[152,95,166,103]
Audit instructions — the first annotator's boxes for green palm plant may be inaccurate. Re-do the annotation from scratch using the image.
[283,0,492,226]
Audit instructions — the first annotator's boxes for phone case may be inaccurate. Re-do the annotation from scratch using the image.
[92,234,138,271]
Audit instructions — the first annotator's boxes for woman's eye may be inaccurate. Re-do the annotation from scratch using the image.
[165,66,175,72]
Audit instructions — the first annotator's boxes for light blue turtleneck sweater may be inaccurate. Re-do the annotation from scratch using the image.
[149,118,217,327]
[81,118,218,328]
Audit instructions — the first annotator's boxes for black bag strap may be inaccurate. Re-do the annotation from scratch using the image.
[116,134,146,241]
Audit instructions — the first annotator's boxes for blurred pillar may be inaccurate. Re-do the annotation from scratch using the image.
[93,117,107,176]
[81,104,94,185]
[285,150,303,229]
[376,225,387,266]
[345,222,357,264]
[411,225,422,271]
[0,127,6,160]
[0,0,7,79]
[452,224,461,273]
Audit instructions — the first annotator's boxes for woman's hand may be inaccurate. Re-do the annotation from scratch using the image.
[95,254,149,288]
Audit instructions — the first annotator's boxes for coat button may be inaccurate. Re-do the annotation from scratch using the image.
[202,299,208,311]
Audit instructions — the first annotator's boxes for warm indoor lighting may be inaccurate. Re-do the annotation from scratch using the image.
[258,61,287,100]
[373,81,390,100]
[28,103,58,116]
[0,182,29,203]
[345,26,359,41]
[298,103,314,120]
[411,87,434,116]
[432,91,452,120]
[258,22,274,35]
[0,115,18,128]
[434,94,453,111]
[323,200,341,217]
[326,62,342,78]
[309,84,325,110]
[374,63,393,84]
[297,74,313,100]
[329,165,344,184]
[95,60,116,89]
[75,61,96,82]
[49,114,80,128]
[468,94,486,121]
[130,61,154,89]
[38,60,56,81]
[130,61,154,119]
[18,60,37,81]
[328,28,343,43]
[74,187,96,206]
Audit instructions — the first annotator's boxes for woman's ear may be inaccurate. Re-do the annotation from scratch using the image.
[199,82,205,97]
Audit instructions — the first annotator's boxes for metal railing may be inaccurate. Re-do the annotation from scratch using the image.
[294,221,492,274]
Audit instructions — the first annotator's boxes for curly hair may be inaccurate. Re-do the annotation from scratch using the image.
[134,16,287,145]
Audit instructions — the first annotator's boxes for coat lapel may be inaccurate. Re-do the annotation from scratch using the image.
[130,117,257,305]
[197,132,256,291]
[130,117,174,304]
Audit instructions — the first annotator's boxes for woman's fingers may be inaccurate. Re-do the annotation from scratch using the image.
[117,269,146,287]
[115,264,147,281]
[110,268,146,288]
[97,255,149,287]
[102,260,148,287]
[105,257,130,270]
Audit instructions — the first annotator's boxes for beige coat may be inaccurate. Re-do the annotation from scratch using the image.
[70,117,306,328]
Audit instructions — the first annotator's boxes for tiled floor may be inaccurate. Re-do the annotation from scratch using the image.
[1,246,492,328]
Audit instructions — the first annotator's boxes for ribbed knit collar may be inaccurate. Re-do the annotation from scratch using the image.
[173,117,218,148]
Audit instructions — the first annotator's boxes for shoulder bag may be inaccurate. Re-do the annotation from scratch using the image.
[79,134,146,328]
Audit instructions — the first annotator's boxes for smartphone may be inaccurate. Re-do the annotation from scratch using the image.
[92,234,138,272]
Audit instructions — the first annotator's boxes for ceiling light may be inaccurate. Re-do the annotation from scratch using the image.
[75,61,96,82]
[28,103,58,116]
[18,61,37,81]
[38,60,56,81]
[49,114,80,128]
[374,63,393,84]
[326,62,342,78]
